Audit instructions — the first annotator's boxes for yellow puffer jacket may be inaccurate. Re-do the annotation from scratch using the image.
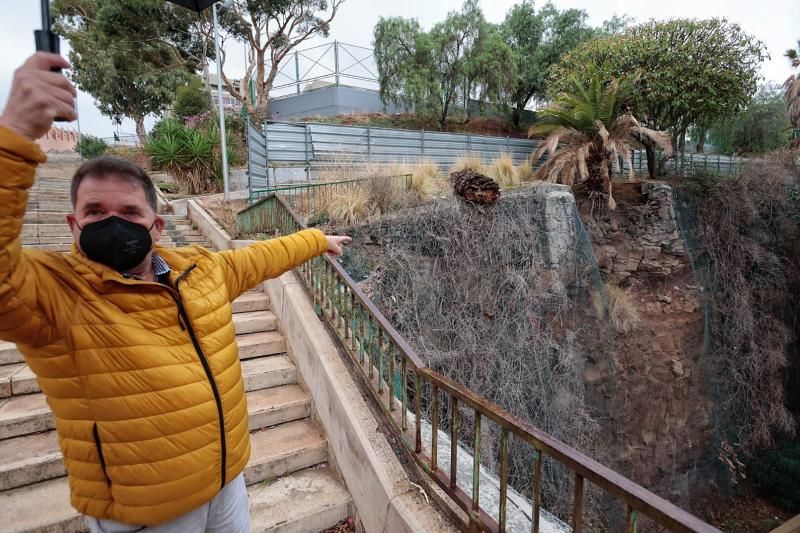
[0,126,328,525]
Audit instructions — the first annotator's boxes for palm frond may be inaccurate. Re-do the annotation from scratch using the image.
[609,113,639,140]
[598,78,620,126]
[534,145,584,185]
[634,126,675,158]
[530,129,566,166]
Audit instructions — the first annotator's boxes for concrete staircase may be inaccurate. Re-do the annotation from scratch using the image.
[0,158,351,532]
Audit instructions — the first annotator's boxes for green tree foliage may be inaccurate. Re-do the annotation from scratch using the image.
[549,19,767,176]
[213,0,345,121]
[53,0,204,144]
[75,135,109,159]
[173,76,211,119]
[708,86,792,154]
[500,2,625,127]
[374,0,514,130]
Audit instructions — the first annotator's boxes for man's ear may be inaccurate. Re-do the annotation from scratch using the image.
[66,213,77,232]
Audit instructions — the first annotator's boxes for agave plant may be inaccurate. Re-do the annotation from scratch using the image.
[529,69,673,208]
[785,41,800,130]
[146,118,218,195]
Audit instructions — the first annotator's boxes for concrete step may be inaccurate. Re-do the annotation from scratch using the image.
[0,385,310,490]
[1,351,292,399]
[0,383,308,442]
[5,365,36,397]
[249,467,351,533]
[233,311,277,335]
[0,477,83,533]
[0,394,53,441]
[247,385,311,431]
[244,419,328,486]
[0,364,25,399]
[0,342,22,366]
[232,292,269,314]
[0,466,349,533]
[242,355,296,393]
[237,331,286,360]
[0,430,63,491]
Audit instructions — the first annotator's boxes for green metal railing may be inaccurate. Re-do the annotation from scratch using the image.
[237,194,721,533]
[248,173,413,210]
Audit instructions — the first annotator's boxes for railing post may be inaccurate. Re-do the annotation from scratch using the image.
[295,50,301,95]
[264,122,270,189]
[334,41,340,86]
[367,126,372,161]
[421,129,425,158]
[572,473,584,532]
[304,124,310,182]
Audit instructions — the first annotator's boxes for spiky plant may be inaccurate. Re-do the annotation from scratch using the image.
[529,69,673,208]
[784,41,800,129]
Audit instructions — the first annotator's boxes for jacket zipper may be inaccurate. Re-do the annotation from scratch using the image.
[93,422,111,486]
[173,265,228,490]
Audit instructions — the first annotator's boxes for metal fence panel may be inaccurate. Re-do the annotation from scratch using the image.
[247,120,747,187]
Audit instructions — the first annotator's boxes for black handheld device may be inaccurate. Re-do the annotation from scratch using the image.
[34,0,68,122]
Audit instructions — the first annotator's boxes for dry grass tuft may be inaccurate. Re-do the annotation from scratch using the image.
[450,153,486,175]
[516,161,536,182]
[324,187,375,226]
[591,285,640,334]
[490,153,519,188]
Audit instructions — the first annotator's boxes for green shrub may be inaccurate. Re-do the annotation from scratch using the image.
[76,135,108,159]
[146,119,217,195]
[750,440,800,512]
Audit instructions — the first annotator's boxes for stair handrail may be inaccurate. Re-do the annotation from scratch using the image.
[236,193,721,533]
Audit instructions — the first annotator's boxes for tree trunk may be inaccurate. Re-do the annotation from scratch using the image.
[586,145,610,194]
[134,115,147,146]
[645,144,657,179]
[696,127,706,153]
[511,103,524,129]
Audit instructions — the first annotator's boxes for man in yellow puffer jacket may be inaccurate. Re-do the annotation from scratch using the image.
[0,53,351,532]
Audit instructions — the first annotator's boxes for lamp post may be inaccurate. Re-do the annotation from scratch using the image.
[213,1,230,200]
[166,0,232,200]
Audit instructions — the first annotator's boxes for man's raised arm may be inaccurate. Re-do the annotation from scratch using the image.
[0,53,76,345]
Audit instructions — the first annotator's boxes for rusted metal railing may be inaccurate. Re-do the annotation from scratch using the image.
[237,193,722,533]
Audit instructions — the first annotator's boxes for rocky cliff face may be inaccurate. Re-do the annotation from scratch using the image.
[339,180,717,515]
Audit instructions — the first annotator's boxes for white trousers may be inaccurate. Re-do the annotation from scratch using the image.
[84,473,250,533]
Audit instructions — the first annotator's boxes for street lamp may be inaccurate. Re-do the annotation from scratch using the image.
[167,0,233,200]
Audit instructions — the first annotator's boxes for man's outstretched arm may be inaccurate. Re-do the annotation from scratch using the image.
[0,53,76,345]
[217,229,351,299]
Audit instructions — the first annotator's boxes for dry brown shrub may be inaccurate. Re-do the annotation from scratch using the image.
[355,190,608,523]
[676,149,800,451]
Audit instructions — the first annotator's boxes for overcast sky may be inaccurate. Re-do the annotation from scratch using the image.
[0,0,797,139]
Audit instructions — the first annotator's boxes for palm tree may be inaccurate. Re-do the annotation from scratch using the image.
[529,70,673,208]
[785,41,800,131]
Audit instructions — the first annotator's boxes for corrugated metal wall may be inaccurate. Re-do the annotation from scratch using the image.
[246,120,745,191]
